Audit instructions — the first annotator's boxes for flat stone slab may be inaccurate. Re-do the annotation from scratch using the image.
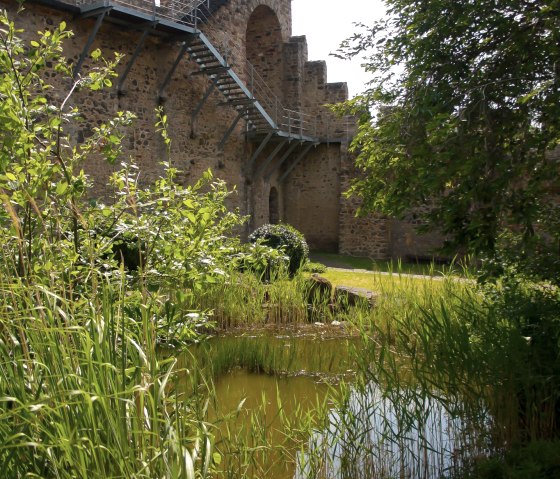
[334,286,378,308]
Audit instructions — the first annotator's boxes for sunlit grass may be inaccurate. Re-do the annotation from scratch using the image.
[320,268,441,290]
[0,278,215,478]
[310,252,469,276]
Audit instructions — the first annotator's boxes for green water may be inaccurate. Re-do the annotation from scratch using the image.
[211,370,331,479]
[181,331,357,478]
[181,331,489,479]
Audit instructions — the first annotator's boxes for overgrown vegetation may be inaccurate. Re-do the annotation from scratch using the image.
[335,0,560,259]
[2,6,560,479]
[0,13,241,477]
[294,270,560,478]
[326,0,560,475]
[0,13,335,478]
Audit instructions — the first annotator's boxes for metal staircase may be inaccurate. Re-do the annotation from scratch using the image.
[186,32,276,135]
[187,4,319,145]
[38,0,324,176]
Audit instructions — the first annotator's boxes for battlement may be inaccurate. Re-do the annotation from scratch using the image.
[9,0,420,259]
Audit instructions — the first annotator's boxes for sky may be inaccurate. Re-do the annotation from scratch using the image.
[291,0,387,98]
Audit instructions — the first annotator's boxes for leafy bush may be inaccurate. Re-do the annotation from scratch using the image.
[228,241,289,281]
[469,440,560,479]
[0,14,240,476]
[249,223,309,276]
[303,261,327,274]
[479,231,560,286]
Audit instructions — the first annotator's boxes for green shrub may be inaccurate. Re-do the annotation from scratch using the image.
[0,15,237,476]
[303,261,327,274]
[229,241,289,281]
[249,223,309,276]
[469,440,560,479]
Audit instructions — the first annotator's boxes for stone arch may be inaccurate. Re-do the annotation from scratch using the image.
[269,186,280,224]
[243,0,291,42]
[245,4,284,101]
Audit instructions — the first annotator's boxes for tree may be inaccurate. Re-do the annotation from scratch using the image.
[336,0,560,256]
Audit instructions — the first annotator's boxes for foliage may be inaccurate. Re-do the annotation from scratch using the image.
[335,0,560,256]
[480,231,560,286]
[0,8,245,296]
[302,261,327,274]
[249,223,309,276]
[333,2,560,465]
[0,280,216,478]
[468,440,560,479]
[0,12,246,476]
[187,270,311,328]
[227,241,289,281]
[102,161,243,291]
[0,13,128,283]
[339,271,560,470]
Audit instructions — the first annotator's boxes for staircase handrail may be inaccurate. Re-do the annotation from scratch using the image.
[194,6,318,135]
[75,0,209,28]
[69,0,353,141]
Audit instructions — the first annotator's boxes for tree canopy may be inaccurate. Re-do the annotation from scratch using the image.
[337,0,560,255]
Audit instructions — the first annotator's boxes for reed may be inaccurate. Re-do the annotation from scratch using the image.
[187,269,316,329]
[0,275,217,478]
[297,268,560,478]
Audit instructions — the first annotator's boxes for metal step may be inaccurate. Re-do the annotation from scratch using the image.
[216,78,238,85]
[195,61,223,69]
[223,92,248,100]
[220,98,255,106]
[191,53,216,61]
[187,46,211,54]
[193,65,230,75]
[218,85,244,93]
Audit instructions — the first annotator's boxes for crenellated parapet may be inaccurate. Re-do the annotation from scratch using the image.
[8,0,435,258]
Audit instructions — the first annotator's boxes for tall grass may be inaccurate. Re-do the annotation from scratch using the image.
[297,269,560,478]
[188,270,320,328]
[0,274,216,478]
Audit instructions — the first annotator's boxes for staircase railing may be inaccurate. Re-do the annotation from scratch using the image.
[65,0,353,141]
[76,0,209,28]
[195,7,320,138]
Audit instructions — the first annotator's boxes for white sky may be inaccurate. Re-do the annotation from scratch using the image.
[291,0,386,98]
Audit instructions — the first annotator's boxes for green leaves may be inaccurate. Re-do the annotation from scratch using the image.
[338,0,560,256]
[105,158,244,291]
[0,13,242,479]
[0,12,128,279]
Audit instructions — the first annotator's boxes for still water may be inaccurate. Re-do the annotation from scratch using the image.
[187,331,489,479]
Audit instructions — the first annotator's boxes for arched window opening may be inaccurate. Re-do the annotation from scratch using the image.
[245,5,283,101]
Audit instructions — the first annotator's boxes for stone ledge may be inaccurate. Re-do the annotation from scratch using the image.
[334,285,378,308]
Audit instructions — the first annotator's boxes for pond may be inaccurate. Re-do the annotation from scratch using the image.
[182,329,491,479]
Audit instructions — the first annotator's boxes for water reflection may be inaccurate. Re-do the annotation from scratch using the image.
[298,382,491,479]
[186,333,490,479]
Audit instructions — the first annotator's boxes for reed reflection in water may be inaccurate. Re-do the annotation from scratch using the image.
[298,381,492,479]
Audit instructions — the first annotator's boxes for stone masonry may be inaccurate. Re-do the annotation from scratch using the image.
[1,0,443,259]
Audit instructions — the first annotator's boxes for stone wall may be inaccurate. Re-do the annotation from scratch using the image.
[5,0,445,259]
[246,5,284,101]
[283,144,341,252]
[338,143,391,259]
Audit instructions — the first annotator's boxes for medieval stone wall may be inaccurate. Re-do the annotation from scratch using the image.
[283,144,341,252]
[3,0,445,260]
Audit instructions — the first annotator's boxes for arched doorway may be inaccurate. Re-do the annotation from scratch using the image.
[269,187,280,224]
[245,5,284,102]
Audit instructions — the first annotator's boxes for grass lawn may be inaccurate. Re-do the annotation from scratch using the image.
[310,252,468,277]
[319,269,439,290]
